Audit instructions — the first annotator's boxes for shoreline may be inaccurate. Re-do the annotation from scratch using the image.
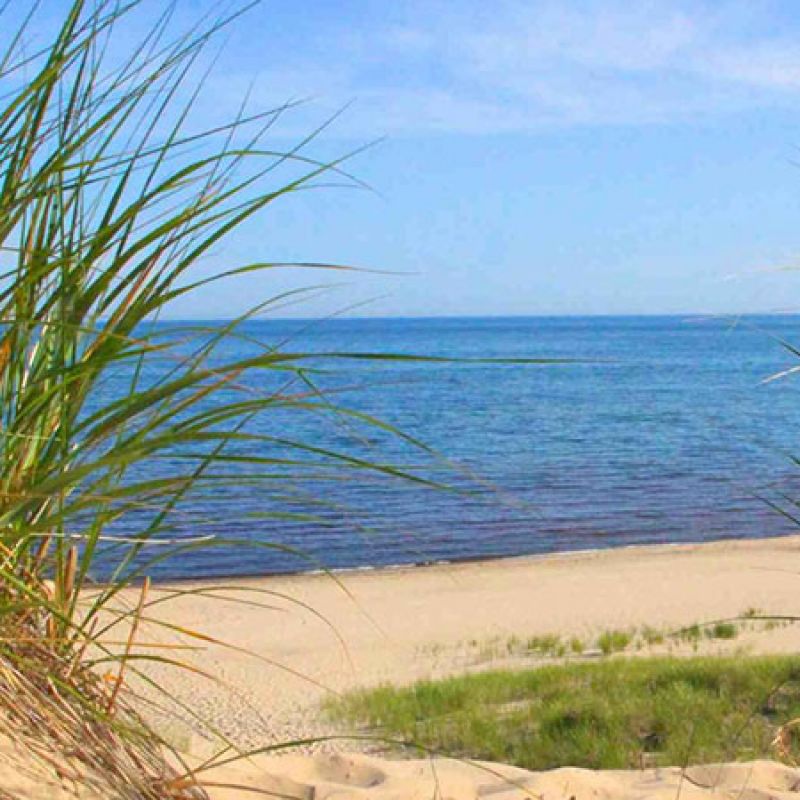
[151,530,800,588]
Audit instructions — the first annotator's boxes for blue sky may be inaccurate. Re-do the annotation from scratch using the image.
[39,1,800,316]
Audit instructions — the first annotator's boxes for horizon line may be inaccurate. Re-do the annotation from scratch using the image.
[152,310,800,322]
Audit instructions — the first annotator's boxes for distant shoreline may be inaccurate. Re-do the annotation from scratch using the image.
[147,311,800,322]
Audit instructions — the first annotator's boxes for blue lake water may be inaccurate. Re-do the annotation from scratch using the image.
[95,315,800,580]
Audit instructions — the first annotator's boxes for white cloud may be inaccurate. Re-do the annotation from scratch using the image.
[215,0,800,136]
[698,41,800,89]
[457,2,701,73]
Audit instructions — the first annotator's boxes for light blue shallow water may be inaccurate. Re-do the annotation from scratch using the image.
[94,315,800,579]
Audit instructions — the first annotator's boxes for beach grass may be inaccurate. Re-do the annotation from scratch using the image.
[460,613,783,665]
[0,0,444,794]
[0,0,573,791]
[327,655,800,770]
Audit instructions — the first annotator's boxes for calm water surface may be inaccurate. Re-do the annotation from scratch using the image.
[95,315,800,579]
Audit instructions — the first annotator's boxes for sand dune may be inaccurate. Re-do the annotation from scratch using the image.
[9,748,800,799]
[204,754,800,800]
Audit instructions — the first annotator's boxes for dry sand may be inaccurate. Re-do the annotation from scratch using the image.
[126,534,800,751]
[12,748,800,799]
[200,754,800,799]
[16,535,800,799]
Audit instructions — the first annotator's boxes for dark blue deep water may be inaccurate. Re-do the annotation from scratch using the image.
[96,315,800,579]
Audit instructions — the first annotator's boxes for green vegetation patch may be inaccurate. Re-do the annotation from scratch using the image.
[327,656,800,770]
[597,629,632,655]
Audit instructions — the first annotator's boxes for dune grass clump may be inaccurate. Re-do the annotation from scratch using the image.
[596,629,631,655]
[711,622,738,640]
[0,0,433,794]
[482,614,767,663]
[0,571,196,797]
[328,655,800,770]
[526,634,563,656]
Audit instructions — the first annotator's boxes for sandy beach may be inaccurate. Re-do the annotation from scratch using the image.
[121,534,800,753]
[201,755,800,799]
[14,747,800,799]
[9,533,800,799]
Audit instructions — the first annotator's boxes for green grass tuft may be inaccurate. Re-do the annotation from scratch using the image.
[526,634,562,656]
[710,622,738,640]
[596,629,632,655]
[569,637,584,655]
[327,655,800,770]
